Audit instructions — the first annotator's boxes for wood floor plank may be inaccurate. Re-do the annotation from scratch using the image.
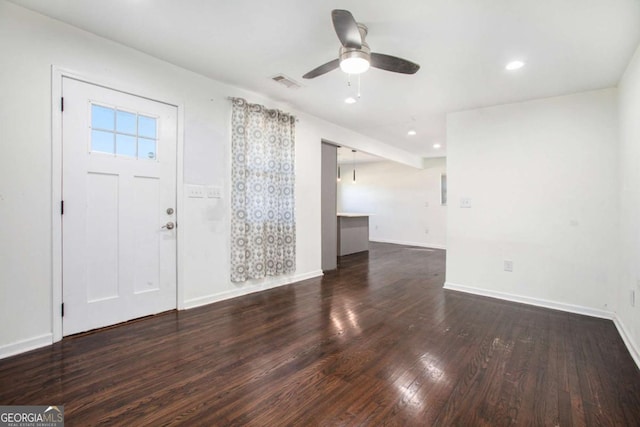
[1,242,639,426]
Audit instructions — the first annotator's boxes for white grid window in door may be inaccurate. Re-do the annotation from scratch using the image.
[90,103,158,160]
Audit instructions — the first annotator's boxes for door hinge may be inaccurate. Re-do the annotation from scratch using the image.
[61,303,65,317]
[61,97,64,112]
[61,200,64,215]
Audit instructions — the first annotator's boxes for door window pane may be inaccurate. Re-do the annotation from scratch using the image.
[138,137,157,160]
[91,105,114,130]
[91,130,114,154]
[116,134,136,157]
[116,110,137,135]
[138,115,156,139]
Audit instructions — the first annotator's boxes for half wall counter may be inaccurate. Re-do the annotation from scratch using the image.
[337,213,371,256]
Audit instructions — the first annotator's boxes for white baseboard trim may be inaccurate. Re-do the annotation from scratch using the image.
[612,315,640,370]
[444,282,640,370]
[183,270,324,310]
[1,271,325,359]
[443,282,614,319]
[0,333,53,360]
[370,239,446,250]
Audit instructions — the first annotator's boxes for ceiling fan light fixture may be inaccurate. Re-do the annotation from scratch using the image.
[303,12,419,79]
[340,50,370,74]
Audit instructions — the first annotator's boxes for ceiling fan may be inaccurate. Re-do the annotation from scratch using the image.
[303,9,420,79]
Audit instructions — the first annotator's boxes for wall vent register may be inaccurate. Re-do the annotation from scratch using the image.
[90,103,158,160]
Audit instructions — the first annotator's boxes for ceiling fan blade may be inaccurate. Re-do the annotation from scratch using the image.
[331,9,362,48]
[303,59,340,79]
[370,53,420,74]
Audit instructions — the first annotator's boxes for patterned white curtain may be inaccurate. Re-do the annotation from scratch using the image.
[230,97,296,282]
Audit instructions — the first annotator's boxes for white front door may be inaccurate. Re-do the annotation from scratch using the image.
[62,77,177,336]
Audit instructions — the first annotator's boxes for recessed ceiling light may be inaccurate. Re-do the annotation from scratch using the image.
[505,60,525,71]
[344,97,357,104]
[407,129,417,136]
[433,143,441,149]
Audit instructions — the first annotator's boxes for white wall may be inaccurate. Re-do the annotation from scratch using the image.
[0,1,422,357]
[618,42,640,365]
[337,159,447,249]
[445,89,619,316]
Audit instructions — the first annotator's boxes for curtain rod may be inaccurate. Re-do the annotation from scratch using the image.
[224,96,299,122]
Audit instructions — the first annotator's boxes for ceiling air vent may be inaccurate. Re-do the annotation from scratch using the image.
[272,74,301,89]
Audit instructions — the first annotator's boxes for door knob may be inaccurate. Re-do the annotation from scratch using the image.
[162,221,175,230]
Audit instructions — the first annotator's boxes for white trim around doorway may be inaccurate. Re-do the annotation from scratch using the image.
[50,66,185,343]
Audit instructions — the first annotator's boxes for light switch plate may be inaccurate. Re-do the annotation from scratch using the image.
[187,184,205,198]
[207,186,222,199]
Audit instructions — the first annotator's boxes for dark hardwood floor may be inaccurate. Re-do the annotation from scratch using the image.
[1,242,639,426]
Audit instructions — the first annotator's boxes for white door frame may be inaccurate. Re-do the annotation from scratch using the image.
[51,66,186,342]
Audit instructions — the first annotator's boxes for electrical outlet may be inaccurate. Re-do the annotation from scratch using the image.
[460,197,472,208]
[504,260,513,272]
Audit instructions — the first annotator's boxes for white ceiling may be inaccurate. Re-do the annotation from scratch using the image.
[10,0,640,159]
